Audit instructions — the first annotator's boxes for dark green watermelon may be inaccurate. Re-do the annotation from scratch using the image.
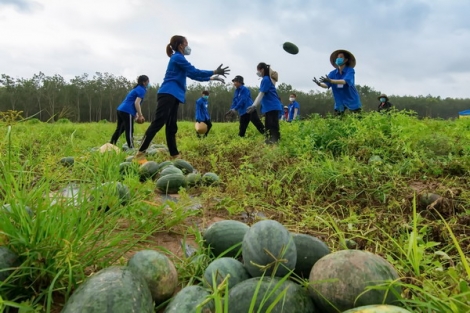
[159,165,183,178]
[61,266,154,313]
[242,219,297,277]
[138,161,160,181]
[127,250,178,304]
[0,247,19,282]
[292,233,330,278]
[155,173,187,194]
[202,172,220,186]
[186,173,202,187]
[203,257,250,289]
[163,285,213,313]
[309,250,402,313]
[2,203,34,217]
[283,42,299,55]
[228,277,316,313]
[203,220,249,258]
[173,159,194,174]
[60,157,74,167]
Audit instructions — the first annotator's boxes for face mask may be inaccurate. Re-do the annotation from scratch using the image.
[289,97,295,102]
[203,95,209,100]
[256,71,262,77]
[146,82,150,88]
[380,97,386,102]
[335,57,345,66]
[183,46,191,55]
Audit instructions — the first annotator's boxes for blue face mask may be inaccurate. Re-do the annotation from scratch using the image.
[203,95,209,100]
[335,57,345,66]
[379,97,386,102]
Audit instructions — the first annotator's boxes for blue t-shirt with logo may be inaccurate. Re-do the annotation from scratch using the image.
[325,66,362,111]
[288,101,300,121]
[195,97,210,121]
[231,85,253,116]
[259,76,282,114]
[117,85,146,116]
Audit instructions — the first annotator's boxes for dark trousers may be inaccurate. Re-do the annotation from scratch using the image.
[197,120,212,137]
[139,93,180,156]
[239,110,265,137]
[110,110,134,148]
[264,110,280,144]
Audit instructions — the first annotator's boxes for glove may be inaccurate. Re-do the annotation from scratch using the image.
[246,106,256,114]
[319,74,331,84]
[312,77,321,86]
[225,109,236,118]
[210,75,225,84]
[214,64,230,77]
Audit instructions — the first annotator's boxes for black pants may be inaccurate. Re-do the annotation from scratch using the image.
[139,93,180,156]
[264,110,280,144]
[197,120,212,137]
[239,110,265,137]
[110,110,134,148]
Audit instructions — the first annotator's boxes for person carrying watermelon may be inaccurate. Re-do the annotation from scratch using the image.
[313,49,362,116]
[225,75,265,137]
[246,63,283,144]
[109,75,149,150]
[195,90,212,138]
[134,35,230,164]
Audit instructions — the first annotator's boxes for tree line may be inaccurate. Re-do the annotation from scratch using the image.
[0,72,469,123]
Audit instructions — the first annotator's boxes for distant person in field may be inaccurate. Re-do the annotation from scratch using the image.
[246,63,283,144]
[280,105,289,121]
[225,75,265,137]
[134,35,229,164]
[377,94,393,112]
[109,75,149,149]
[288,93,300,121]
[313,49,362,116]
[195,90,212,138]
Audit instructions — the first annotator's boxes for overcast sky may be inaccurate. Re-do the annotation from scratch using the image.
[1,0,469,99]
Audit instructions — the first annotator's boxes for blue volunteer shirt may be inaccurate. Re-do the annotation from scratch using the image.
[117,85,147,116]
[158,51,214,104]
[325,66,362,111]
[259,76,282,114]
[230,85,253,116]
[288,101,300,121]
[195,97,210,121]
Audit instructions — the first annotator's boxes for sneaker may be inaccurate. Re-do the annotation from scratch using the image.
[170,154,181,160]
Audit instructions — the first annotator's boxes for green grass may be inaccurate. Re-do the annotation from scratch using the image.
[0,110,469,312]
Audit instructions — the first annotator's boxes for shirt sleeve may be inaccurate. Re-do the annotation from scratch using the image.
[174,54,213,81]
[259,76,271,93]
[136,87,146,99]
[343,68,355,85]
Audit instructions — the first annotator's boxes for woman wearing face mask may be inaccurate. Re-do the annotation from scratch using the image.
[195,90,212,138]
[110,74,149,150]
[377,94,393,113]
[313,49,362,116]
[247,62,283,144]
[288,93,300,122]
[135,35,230,164]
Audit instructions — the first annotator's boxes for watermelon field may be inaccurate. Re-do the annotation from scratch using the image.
[0,110,469,312]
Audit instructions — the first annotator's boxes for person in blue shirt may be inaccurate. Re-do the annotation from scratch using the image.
[135,35,230,164]
[247,63,283,144]
[313,49,362,116]
[287,93,300,122]
[195,90,212,138]
[110,75,149,149]
[225,75,264,137]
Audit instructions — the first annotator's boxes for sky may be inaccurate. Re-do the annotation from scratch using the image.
[1,0,470,99]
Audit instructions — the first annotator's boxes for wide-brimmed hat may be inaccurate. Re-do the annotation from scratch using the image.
[283,106,288,109]
[330,49,356,68]
[232,75,244,84]
[377,94,389,101]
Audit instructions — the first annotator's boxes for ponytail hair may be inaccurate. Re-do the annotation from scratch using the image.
[167,35,186,57]
[133,75,149,89]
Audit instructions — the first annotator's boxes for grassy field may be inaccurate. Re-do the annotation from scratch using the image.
[0,111,469,312]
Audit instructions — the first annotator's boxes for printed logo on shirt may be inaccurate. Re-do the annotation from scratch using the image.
[337,84,344,88]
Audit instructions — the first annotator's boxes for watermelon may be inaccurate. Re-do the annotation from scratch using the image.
[157,161,173,172]
[283,42,299,55]
[91,182,131,211]
[173,159,194,174]
[186,173,202,187]
[61,266,154,313]
[60,157,74,167]
[203,257,250,289]
[292,233,330,278]
[202,172,220,186]
[242,219,297,277]
[119,162,138,176]
[127,250,178,304]
[151,144,168,149]
[163,285,214,313]
[2,203,34,217]
[342,305,412,313]
[368,155,383,165]
[138,161,160,181]
[0,247,19,282]
[156,173,187,194]
[309,250,402,313]
[228,277,316,313]
[203,220,249,258]
[122,143,129,151]
[160,165,183,178]
[146,148,158,156]
[125,155,135,162]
